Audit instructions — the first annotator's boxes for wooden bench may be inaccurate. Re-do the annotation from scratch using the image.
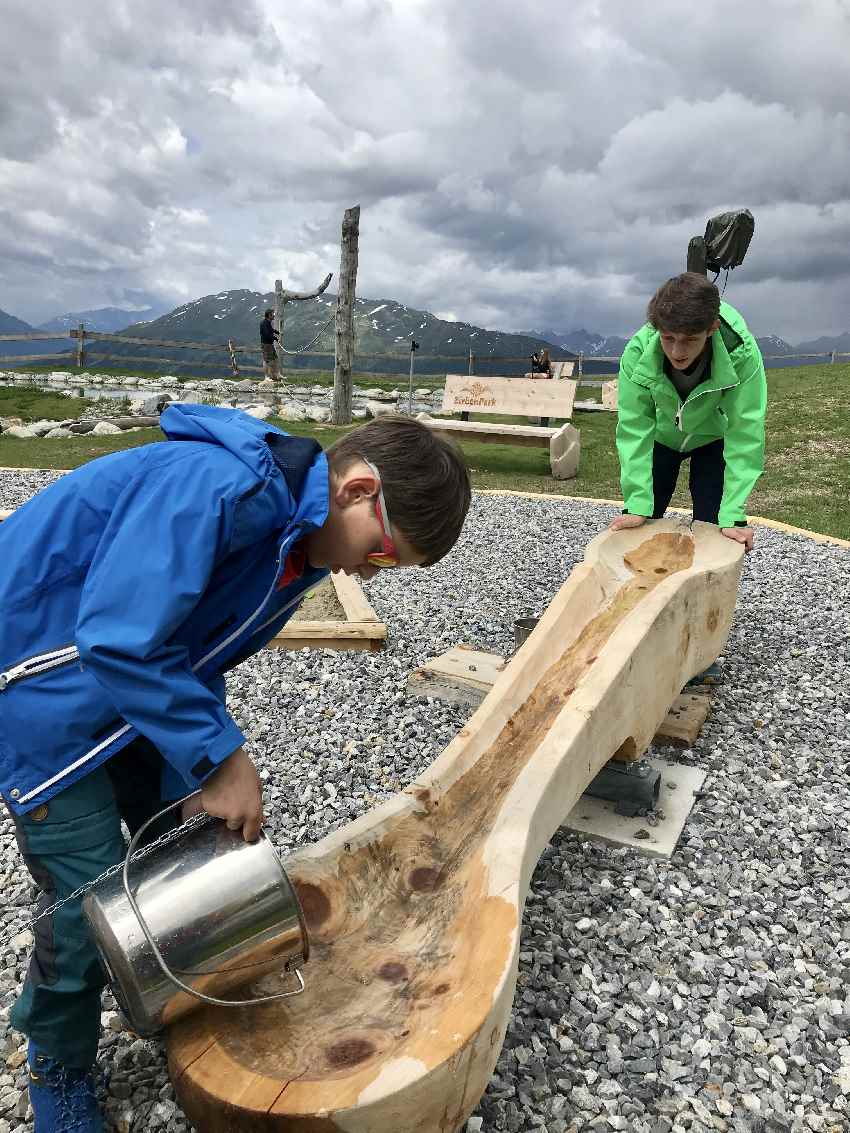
[418,372,581,479]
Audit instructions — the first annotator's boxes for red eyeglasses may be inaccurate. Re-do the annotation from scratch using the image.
[363,459,400,568]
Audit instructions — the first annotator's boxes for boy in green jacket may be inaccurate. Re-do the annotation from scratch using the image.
[610,273,767,551]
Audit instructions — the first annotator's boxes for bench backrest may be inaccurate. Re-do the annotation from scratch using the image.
[442,373,577,419]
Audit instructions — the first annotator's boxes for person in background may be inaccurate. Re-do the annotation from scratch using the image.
[260,308,280,381]
[610,272,767,552]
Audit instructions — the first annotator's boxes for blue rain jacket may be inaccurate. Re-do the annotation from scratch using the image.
[0,404,329,815]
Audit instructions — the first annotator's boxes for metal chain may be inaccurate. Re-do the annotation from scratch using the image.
[0,811,212,950]
[278,313,336,355]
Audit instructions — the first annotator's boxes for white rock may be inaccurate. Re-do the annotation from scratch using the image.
[5,425,35,438]
[365,400,398,419]
[45,427,72,438]
[28,419,61,437]
[304,404,330,423]
[91,421,121,435]
[245,405,273,420]
[279,403,307,422]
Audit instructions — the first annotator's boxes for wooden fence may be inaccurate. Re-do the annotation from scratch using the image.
[1,328,848,380]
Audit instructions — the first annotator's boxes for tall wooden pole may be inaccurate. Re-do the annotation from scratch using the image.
[332,205,360,425]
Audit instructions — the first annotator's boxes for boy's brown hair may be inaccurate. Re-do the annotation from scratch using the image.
[326,416,471,566]
[647,273,720,334]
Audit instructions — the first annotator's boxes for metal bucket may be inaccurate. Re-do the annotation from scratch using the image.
[514,616,540,650]
[82,795,309,1036]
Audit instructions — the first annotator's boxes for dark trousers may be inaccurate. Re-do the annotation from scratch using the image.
[7,736,178,1067]
[651,439,725,524]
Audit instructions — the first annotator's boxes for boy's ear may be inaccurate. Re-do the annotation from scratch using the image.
[709,318,721,333]
[334,467,379,508]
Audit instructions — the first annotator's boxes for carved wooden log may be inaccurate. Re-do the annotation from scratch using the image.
[167,520,744,1131]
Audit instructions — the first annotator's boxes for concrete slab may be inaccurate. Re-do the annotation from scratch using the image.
[562,758,707,858]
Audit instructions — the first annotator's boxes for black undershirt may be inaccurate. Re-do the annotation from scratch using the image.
[664,340,712,400]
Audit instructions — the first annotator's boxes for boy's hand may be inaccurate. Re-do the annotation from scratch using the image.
[184,747,265,842]
[609,514,648,532]
[721,526,754,553]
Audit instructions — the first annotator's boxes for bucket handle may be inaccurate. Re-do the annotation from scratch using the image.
[122,792,306,1009]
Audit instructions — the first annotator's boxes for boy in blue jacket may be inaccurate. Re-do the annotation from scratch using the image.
[0,405,470,1132]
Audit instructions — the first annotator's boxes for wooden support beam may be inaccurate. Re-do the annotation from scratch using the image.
[409,646,715,749]
[167,520,744,1131]
[268,572,386,652]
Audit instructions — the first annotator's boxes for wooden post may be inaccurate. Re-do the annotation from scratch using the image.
[227,338,239,377]
[831,351,837,364]
[76,323,86,369]
[331,205,360,425]
[468,349,475,376]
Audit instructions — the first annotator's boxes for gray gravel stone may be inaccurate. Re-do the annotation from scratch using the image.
[1,476,848,1132]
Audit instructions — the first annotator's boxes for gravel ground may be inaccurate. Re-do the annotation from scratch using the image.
[1,469,849,1132]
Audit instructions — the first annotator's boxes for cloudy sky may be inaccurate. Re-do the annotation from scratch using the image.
[1,0,848,339]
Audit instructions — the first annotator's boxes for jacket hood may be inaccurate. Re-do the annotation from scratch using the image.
[160,403,329,533]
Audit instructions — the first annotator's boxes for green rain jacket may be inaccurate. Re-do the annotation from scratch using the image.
[616,301,767,528]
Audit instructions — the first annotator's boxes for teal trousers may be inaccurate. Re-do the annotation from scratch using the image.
[8,738,178,1068]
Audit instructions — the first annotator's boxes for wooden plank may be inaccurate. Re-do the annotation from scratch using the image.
[168,521,745,1132]
[652,688,712,747]
[81,353,229,368]
[69,330,233,351]
[407,646,507,707]
[0,332,72,342]
[270,619,386,643]
[419,416,553,447]
[442,374,577,419]
[602,380,618,411]
[269,573,386,652]
[331,570,381,623]
[551,360,575,379]
[409,648,714,749]
[0,353,75,364]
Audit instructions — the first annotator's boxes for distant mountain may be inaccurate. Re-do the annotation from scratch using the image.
[38,306,167,333]
[524,328,627,357]
[755,335,792,356]
[0,307,75,362]
[91,290,569,378]
[0,308,33,334]
[792,332,850,354]
[531,327,806,360]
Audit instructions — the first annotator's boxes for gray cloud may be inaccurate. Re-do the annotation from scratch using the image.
[0,0,847,340]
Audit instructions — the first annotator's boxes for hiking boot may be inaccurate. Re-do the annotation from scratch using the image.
[27,1043,104,1133]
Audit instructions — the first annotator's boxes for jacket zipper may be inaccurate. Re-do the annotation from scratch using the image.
[675,382,736,449]
[192,534,301,671]
[0,645,80,692]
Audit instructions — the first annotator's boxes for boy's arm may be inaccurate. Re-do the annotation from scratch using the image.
[616,347,657,518]
[75,456,250,793]
[717,350,767,529]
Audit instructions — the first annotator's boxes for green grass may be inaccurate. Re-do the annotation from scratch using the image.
[2,365,848,540]
[0,384,95,423]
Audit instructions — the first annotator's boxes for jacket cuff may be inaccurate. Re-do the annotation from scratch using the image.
[187,721,247,785]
